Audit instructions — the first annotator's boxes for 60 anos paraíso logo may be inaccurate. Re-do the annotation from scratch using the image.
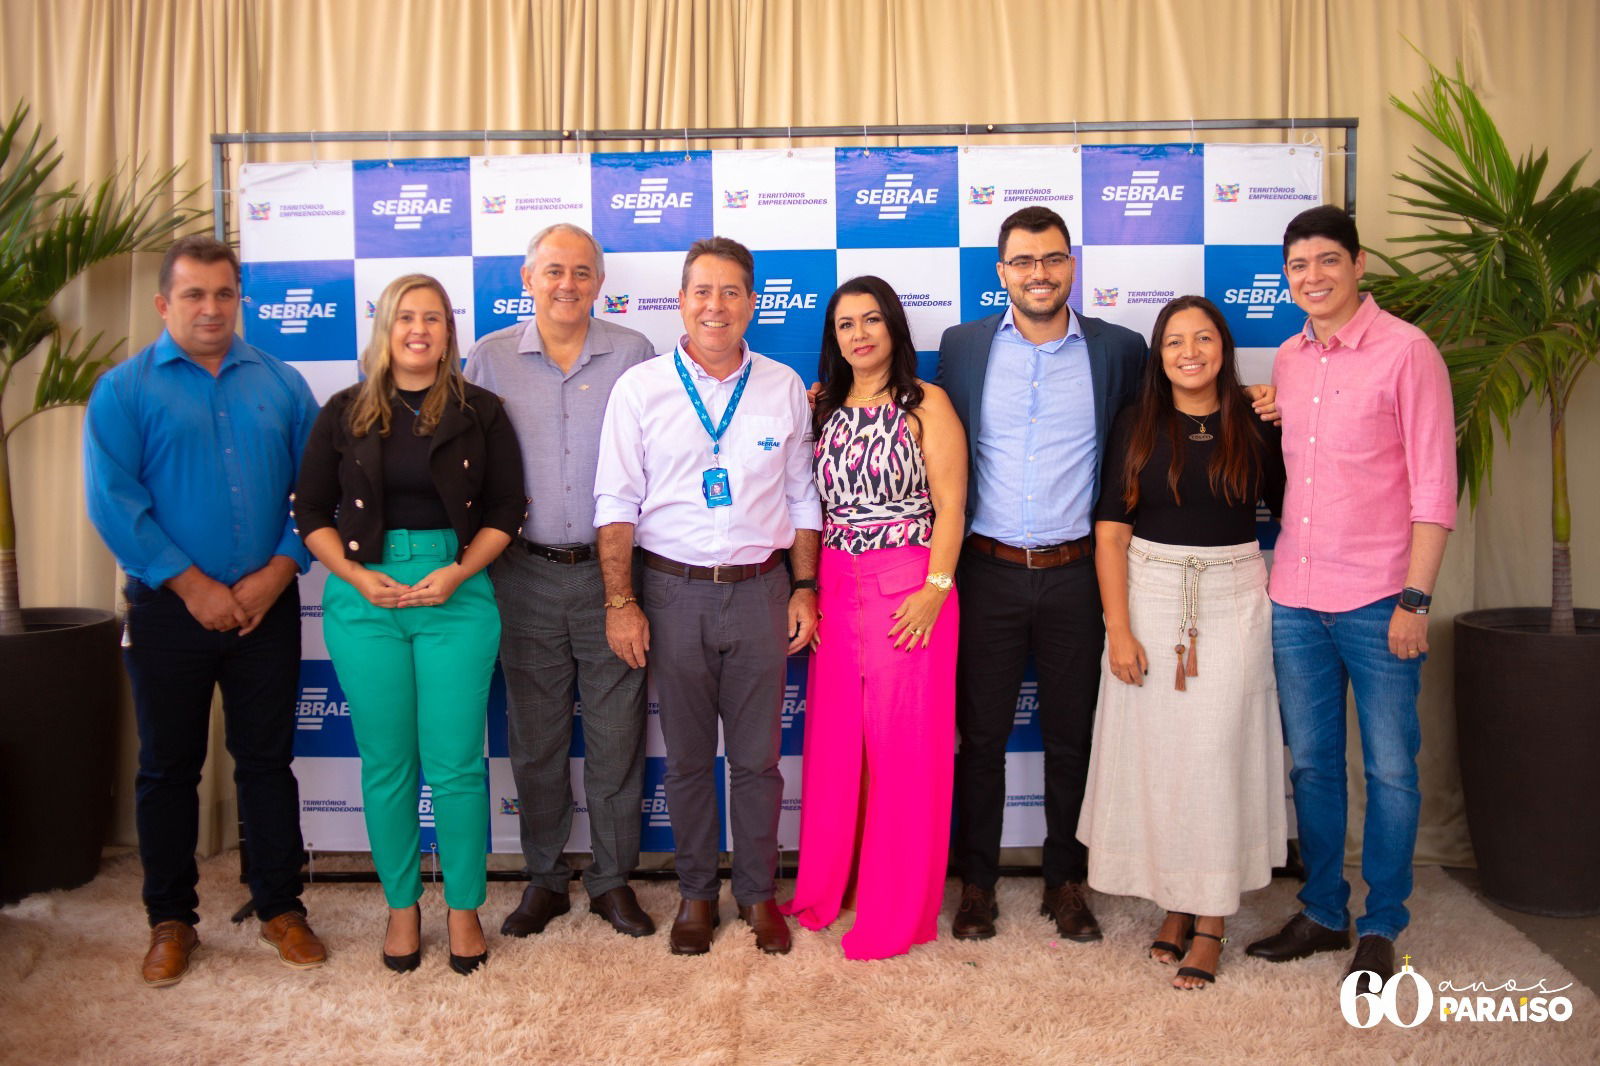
[1340,956,1575,1028]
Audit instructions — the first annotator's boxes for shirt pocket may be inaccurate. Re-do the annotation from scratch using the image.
[738,415,790,477]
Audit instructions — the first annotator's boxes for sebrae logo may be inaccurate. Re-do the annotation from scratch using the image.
[755,277,818,328]
[723,189,749,209]
[295,686,348,731]
[258,288,337,336]
[856,171,938,220]
[418,785,435,828]
[1102,167,1184,218]
[1214,183,1241,203]
[968,185,996,206]
[643,781,671,828]
[781,682,804,730]
[480,195,506,214]
[612,176,693,224]
[247,202,271,222]
[1012,680,1038,729]
[603,294,629,314]
[371,182,453,231]
[1093,287,1119,307]
[1223,273,1292,320]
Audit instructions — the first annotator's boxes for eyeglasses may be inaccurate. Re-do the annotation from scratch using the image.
[1001,252,1072,272]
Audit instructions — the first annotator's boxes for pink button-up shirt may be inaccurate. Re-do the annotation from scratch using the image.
[1269,296,1456,612]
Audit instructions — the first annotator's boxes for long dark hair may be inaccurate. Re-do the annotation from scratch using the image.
[814,275,924,436]
[1121,295,1263,509]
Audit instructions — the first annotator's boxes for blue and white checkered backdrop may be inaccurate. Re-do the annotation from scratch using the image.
[240,142,1320,855]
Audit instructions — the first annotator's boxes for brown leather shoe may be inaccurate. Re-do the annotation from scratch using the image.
[668,898,720,955]
[1245,912,1352,962]
[259,911,327,969]
[1345,935,1396,984]
[141,920,199,987]
[952,883,998,940]
[500,884,571,937]
[589,885,656,937]
[737,899,792,955]
[1041,882,1102,941]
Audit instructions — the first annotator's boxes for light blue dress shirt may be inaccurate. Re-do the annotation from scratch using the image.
[84,330,317,587]
[970,307,1097,546]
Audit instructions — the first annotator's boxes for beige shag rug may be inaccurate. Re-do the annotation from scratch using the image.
[1,853,1596,1065]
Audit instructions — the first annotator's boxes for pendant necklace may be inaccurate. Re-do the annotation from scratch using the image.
[395,391,424,417]
[1181,411,1214,443]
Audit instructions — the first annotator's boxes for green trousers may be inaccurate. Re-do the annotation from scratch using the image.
[323,529,500,909]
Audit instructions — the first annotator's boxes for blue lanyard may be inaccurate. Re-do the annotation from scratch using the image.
[673,350,752,458]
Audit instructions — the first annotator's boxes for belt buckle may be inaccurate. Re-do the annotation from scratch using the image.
[388,534,411,562]
[1024,546,1045,569]
[711,563,740,583]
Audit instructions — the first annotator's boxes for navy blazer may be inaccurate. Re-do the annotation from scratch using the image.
[936,310,1148,526]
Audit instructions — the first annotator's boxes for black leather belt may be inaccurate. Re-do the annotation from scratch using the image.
[643,549,784,583]
[521,540,595,564]
[964,532,1094,568]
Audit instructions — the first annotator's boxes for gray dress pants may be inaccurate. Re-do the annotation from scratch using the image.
[642,564,789,905]
[491,550,647,896]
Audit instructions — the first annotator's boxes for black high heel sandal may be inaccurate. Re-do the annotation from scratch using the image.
[382,903,422,973]
[1174,928,1228,988]
[1149,912,1195,964]
[448,909,489,976]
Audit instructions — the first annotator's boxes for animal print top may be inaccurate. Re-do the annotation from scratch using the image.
[814,402,932,554]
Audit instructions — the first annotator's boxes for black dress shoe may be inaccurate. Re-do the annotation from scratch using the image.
[382,903,422,973]
[500,884,571,937]
[1346,935,1395,984]
[448,910,489,976]
[951,884,998,940]
[737,900,792,955]
[1245,912,1352,962]
[590,885,656,937]
[669,898,720,955]
[1041,882,1102,942]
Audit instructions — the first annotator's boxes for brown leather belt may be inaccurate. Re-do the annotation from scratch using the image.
[643,549,785,583]
[964,532,1094,569]
[521,539,595,564]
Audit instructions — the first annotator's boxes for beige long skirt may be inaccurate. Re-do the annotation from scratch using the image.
[1076,536,1287,916]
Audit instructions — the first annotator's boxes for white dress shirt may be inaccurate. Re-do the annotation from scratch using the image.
[594,341,822,565]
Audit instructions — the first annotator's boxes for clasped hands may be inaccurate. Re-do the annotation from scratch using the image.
[348,563,467,609]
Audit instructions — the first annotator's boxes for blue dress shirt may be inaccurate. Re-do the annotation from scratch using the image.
[970,307,1097,546]
[84,330,318,587]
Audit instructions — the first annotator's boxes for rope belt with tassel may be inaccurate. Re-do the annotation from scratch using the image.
[1127,544,1263,691]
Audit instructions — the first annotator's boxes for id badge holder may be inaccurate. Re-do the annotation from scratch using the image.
[702,467,732,508]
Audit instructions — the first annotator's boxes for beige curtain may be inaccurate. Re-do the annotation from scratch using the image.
[4,0,1596,863]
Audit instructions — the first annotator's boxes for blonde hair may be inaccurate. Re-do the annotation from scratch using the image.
[347,273,467,437]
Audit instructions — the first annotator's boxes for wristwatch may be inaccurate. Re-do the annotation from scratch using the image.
[791,578,819,593]
[1397,587,1432,615]
[926,571,954,592]
[604,594,638,609]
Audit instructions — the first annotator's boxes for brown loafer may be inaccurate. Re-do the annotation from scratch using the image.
[500,884,571,937]
[590,885,656,937]
[141,920,199,987]
[259,911,327,969]
[737,899,792,955]
[668,898,720,955]
[1041,882,1102,942]
[951,883,998,940]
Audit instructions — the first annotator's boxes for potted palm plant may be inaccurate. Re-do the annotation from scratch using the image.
[0,100,199,902]
[1366,62,1600,915]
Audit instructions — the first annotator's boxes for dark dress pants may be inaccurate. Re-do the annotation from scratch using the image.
[643,566,789,905]
[953,548,1103,889]
[123,579,306,927]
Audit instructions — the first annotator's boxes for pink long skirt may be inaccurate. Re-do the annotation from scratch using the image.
[781,542,958,960]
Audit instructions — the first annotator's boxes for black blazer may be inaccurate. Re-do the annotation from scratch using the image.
[294,382,527,564]
[936,310,1148,525]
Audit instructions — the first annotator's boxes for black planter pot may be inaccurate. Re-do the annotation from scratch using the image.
[1455,607,1600,917]
[0,607,120,904]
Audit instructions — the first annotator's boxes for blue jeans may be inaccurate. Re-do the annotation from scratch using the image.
[1272,595,1422,940]
[123,578,306,927]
